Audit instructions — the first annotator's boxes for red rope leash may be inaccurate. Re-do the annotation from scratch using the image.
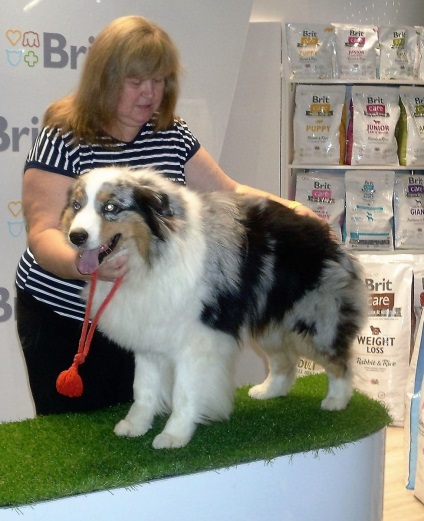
[56,272,123,397]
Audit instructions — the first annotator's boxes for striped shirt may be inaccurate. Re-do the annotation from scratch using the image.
[16,118,200,320]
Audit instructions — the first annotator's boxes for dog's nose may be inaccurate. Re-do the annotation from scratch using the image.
[69,229,89,246]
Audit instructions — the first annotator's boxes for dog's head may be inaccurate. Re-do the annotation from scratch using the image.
[61,167,184,273]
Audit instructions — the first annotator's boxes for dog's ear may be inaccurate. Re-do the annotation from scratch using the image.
[134,186,174,216]
[133,186,175,239]
[151,192,174,218]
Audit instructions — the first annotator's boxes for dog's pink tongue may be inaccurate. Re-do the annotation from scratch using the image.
[78,249,100,274]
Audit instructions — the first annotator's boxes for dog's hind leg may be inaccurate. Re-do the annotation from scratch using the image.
[248,332,299,400]
[320,359,353,411]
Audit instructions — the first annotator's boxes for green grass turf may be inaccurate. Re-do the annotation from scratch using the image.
[0,374,391,508]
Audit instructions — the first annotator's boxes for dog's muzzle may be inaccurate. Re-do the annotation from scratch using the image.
[70,230,121,274]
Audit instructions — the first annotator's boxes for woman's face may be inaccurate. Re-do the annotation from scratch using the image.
[114,76,165,140]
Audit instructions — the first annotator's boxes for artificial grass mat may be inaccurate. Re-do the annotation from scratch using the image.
[0,374,391,508]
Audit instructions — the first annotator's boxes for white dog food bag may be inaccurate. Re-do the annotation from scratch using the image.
[333,23,378,79]
[295,170,345,241]
[346,86,400,166]
[416,27,424,81]
[397,86,424,166]
[353,254,413,426]
[379,26,418,80]
[285,23,335,79]
[345,170,394,251]
[394,172,424,249]
[293,84,346,165]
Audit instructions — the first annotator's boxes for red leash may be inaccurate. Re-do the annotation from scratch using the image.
[56,272,123,398]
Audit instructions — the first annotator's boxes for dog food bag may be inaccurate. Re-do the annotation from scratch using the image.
[379,26,418,80]
[405,311,424,489]
[396,86,424,166]
[333,23,378,79]
[416,27,424,81]
[396,90,409,166]
[353,254,413,426]
[414,374,424,503]
[293,84,346,165]
[345,170,395,251]
[413,260,424,332]
[295,171,345,240]
[346,86,400,166]
[285,23,335,79]
[297,358,323,377]
[394,172,424,249]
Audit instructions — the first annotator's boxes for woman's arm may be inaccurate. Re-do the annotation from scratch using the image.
[184,146,319,219]
[23,168,128,281]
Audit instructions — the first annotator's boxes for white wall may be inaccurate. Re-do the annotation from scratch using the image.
[219,22,282,197]
[251,0,424,25]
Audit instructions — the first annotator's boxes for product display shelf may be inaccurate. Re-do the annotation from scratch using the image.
[284,78,424,200]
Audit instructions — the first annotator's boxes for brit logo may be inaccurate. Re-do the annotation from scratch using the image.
[4,28,93,69]
[6,29,40,67]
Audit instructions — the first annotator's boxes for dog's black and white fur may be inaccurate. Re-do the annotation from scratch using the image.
[61,166,367,449]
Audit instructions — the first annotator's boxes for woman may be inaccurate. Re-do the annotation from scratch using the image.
[16,15,315,415]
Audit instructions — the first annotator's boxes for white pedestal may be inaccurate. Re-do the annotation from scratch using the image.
[1,429,386,521]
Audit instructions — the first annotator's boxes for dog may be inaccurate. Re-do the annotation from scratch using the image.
[61,166,367,449]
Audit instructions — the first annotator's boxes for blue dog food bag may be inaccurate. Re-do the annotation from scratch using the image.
[345,170,395,250]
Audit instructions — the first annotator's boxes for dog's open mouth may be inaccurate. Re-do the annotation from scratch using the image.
[77,234,121,274]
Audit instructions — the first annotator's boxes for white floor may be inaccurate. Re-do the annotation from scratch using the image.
[383,427,424,520]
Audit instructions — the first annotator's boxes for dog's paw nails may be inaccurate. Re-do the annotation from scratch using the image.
[114,419,148,437]
[152,432,190,449]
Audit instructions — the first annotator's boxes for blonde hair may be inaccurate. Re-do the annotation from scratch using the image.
[44,16,181,143]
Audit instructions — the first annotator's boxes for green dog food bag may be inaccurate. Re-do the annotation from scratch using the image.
[379,26,418,80]
[397,86,424,166]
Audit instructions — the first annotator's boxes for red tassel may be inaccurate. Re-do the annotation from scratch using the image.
[56,273,123,398]
[56,364,83,397]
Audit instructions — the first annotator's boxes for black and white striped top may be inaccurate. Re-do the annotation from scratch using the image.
[15,118,200,321]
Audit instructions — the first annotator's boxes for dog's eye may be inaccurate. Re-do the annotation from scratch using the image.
[72,200,81,211]
[103,202,120,215]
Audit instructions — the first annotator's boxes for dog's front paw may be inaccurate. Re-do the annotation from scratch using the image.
[248,383,270,399]
[249,374,294,400]
[248,380,287,400]
[152,432,191,449]
[114,418,151,437]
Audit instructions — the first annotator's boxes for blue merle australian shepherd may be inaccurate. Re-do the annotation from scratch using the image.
[61,166,366,449]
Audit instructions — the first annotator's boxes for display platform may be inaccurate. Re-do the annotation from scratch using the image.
[2,430,385,521]
[0,375,391,520]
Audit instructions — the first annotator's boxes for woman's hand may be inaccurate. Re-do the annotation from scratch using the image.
[290,201,321,220]
[185,148,322,222]
[91,249,130,282]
